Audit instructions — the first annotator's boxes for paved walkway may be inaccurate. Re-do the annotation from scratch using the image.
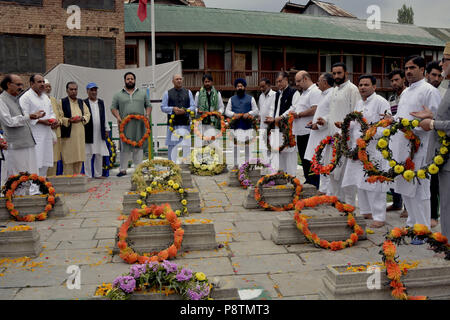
[0,165,444,300]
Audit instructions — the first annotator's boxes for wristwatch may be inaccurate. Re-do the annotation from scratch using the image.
[430,120,435,130]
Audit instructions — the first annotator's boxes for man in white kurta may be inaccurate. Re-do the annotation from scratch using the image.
[393,56,441,232]
[342,75,391,228]
[304,73,334,194]
[317,63,361,206]
[19,74,56,177]
[84,83,110,178]
[258,78,276,161]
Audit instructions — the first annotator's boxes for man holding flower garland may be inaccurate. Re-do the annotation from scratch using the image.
[194,74,225,137]
[161,74,196,163]
[391,55,441,241]
[411,43,450,239]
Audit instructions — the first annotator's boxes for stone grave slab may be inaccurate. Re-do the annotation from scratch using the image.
[130,170,194,191]
[0,195,69,222]
[0,227,43,257]
[227,169,262,187]
[319,259,450,300]
[272,205,367,245]
[243,184,317,209]
[112,218,217,254]
[122,189,201,214]
[47,175,89,193]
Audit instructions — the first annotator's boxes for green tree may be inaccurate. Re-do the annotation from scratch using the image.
[397,4,414,24]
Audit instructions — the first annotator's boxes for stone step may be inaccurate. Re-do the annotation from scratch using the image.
[243,184,317,209]
[122,189,201,214]
[271,214,367,245]
[319,260,450,300]
[0,228,43,258]
[112,219,217,254]
[93,287,239,300]
[47,175,89,193]
[227,169,262,187]
[130,170,194,191]
[0,195,69,222]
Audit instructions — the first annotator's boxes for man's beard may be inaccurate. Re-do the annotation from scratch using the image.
[237,89,245,97]
[125,82,135,89]
[334,77,345,85]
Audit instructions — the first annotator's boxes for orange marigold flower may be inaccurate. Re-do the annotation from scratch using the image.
[347,216,356,228]
[390,228,403,239]
[350,233,359,243]
[407,296,427,300]
[330,241,344,251]
[405,158,415,171]
[413,224,430,236]
[356,139,367,149]
[117,241,127,250]
[354,225,364,236]
[138,256,150,264]
[431,232,448,243]
[320,239,330,248]
[382,240,397,257]
[386,261,402,281]
[168,245,178,258]
[158,250,169,261]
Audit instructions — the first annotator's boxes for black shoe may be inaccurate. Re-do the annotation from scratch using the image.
[116,171,127,177]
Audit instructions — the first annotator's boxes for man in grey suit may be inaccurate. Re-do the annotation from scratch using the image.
[411,42,450,240]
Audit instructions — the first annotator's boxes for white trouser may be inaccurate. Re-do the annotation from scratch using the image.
[119,149,144,172]
[358,189,386,222]
[270,152,297,177]
[329,177,357,207]
[38,166,48,177]
[403,194,431,229]
[319,175,330,194]
[85,153,103,178]
[168,145,191,164]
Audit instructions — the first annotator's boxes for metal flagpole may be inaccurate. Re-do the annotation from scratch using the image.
[148,0,156,160]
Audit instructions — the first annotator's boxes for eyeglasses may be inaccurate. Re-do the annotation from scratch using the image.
[442,57,450,63]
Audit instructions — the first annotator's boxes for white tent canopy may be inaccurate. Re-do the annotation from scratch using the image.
[44,61,182,152]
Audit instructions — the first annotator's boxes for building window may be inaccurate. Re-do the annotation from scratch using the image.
[180,49,199,70]
[0,0,42,5]
[125,45,138,65]
[64,36,115,69]
[62,0,114,11]
[0,34,45,73]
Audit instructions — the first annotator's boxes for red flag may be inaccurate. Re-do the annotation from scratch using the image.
[138,0,148,22]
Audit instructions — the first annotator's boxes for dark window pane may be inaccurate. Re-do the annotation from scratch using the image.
[125,45,138,65]
[0,0,42,5]
[0,34,45,73]
[63,36,116,69]
[62,0,114,10]
[180,49,199,69]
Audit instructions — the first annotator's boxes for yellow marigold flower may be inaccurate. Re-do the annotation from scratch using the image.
[403,170,415,181]
[413,224,429,236]
[168,180,174,186]
[160,214,166,219]
[377,139,388,149]
[434,155,444,166]
[443,140,450,147]
[136,199,143,205]
[146,187,152,192]
[195,272,206,281]
[141,205,147,209]
[201,164,208,171]
[181,199,188,206]
[383,129,391,137]
[394,165,404,174]
[169,127,174,132]
[401,118,410,127]
[389,160,397,168]
[175,210,181,216]
[382,150,390,159]
[140,192,147,198]
[417,169,426,179]
[440,147,448,155]
[428,164,439,175]
[411,119,420,128]
[437,130,446,138]
[171,115,175,119]
[179,188,184,194]
[172,183,179,190]
[169,119,173,124]
[152,181,157,186]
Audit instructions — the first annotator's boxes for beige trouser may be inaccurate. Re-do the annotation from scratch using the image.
[63,162,83,175]
[47,163,58,177]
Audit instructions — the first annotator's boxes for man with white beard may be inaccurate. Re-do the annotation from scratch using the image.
[304,73,334,194]
[316,63,361,206]
[19,74,57,176]
[392,56,441,243]
[341,75,391,228]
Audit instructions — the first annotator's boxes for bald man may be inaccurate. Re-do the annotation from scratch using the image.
[161,74,196,163]
[111,72,152,177]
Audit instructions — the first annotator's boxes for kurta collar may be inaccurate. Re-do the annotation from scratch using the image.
[337,80,350,90]
[409,78,426,89]
[363,92,376,104]
[322,87,333,95]
[303,84,316,94]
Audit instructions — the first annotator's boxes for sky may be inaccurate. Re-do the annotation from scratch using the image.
[202,0,450,29]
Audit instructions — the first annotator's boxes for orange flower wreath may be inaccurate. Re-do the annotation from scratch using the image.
[117,203,184,264]
[293,195,364,251]
[193,111,226,142]
[3,173,56,222]
[119,114,151,148]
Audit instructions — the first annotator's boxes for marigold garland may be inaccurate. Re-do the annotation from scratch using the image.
[265,114,296,153]
[293,195,364,251]
[103,137,117,170]
[117,203,184,264]
[339,111,369,160]
[237,159,275,189]
[381,224,450,300]
[254,171,302,211]
[119,114,151,148]
[226,114,260,146]
[168,110,196,140]
[190,146,226,176]
[311,134,342,175]
[2,173,56,222]
[193,111,226,142]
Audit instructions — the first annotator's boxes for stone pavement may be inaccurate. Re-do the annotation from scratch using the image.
[0,165,446,300]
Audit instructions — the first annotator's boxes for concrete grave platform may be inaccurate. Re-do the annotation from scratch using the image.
[243,184,318,209]
[272,213,367,245]
[227,168,263,188]
[112,218,217,254]
[122,189,201,214]
[47,175,89,193]
[320,259,450,300]
[0,195,69,222]
[130,170,194,191]
[0,227,43,258]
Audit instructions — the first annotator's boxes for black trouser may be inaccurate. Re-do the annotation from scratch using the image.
[390,189,403,209]
[297,134,320,189]
[431,174,440,220]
